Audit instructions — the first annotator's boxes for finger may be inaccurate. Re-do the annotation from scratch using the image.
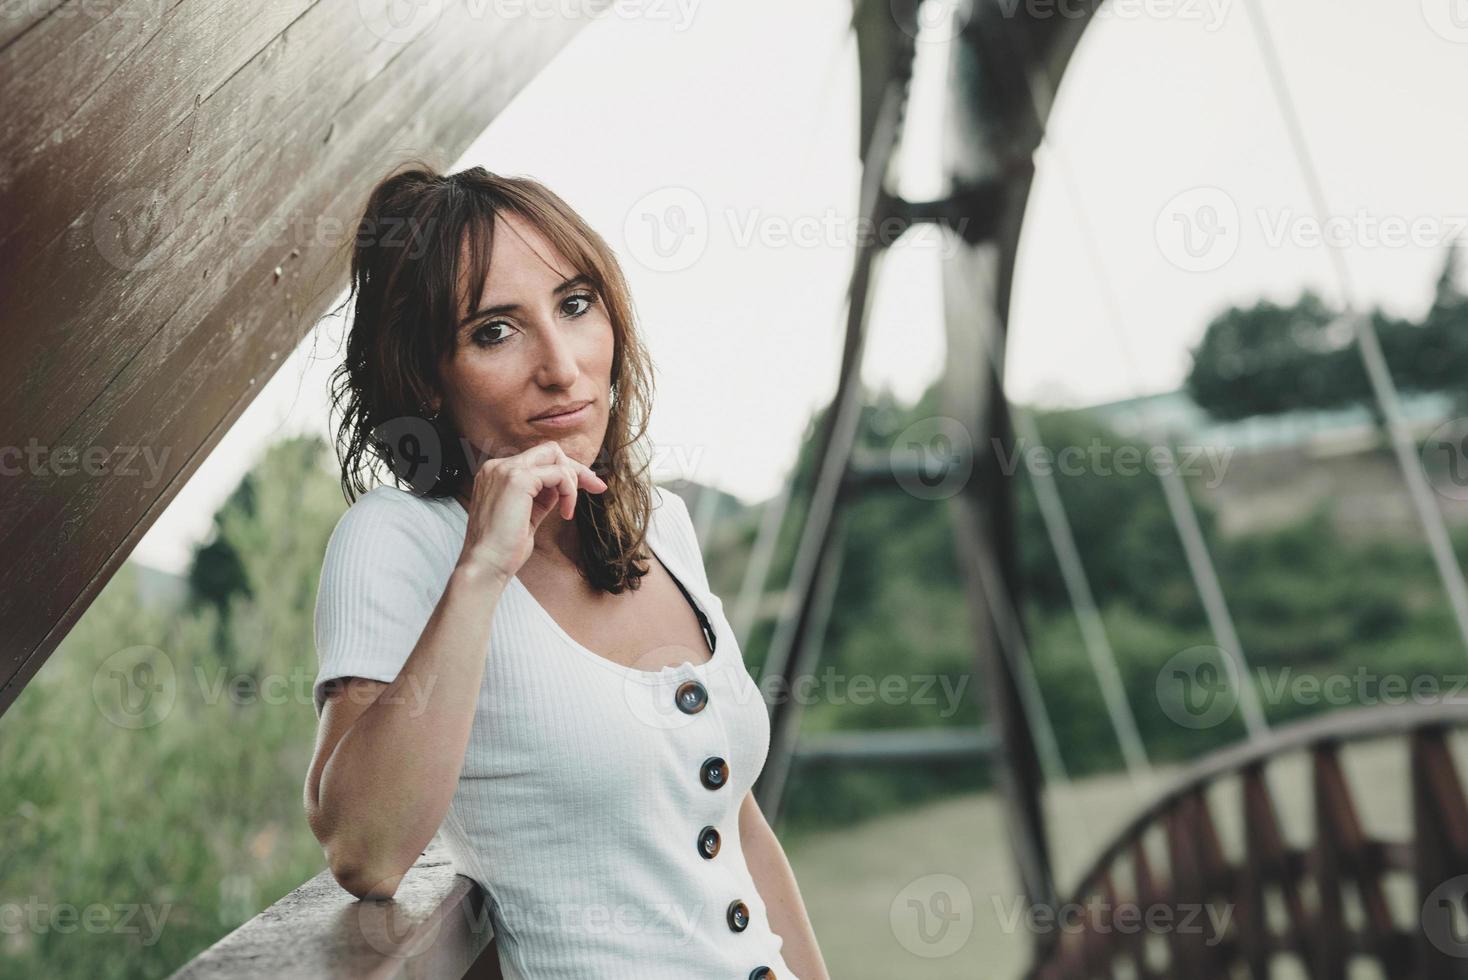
[558,461,577,521]
[540,441,606,493]
[519,463,579,525]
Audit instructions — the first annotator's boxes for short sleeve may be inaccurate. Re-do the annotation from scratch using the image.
[311,489,449,717]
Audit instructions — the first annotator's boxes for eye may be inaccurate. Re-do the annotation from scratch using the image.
[472,321,513,348]
[563,291,597,317]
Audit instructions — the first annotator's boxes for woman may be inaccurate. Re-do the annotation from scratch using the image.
[303,163,829,980]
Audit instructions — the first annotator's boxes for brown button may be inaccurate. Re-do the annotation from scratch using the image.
[749,969,775,980]
[697,825,721,859]
[726,899,750,932]
[676,680,708,714]
[700,756,729,789]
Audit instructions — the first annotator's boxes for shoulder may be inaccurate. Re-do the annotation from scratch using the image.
[322,484,458,567]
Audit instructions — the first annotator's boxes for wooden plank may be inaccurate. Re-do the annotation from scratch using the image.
[0,0,596,716]
[1411,726,1468,977]
[167,841,503,979]
[1312,742,1404,972]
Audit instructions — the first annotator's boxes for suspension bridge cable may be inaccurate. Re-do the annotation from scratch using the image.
[968,281,1155,783]
[998,13,1271,739]
[1238,0,1468,661]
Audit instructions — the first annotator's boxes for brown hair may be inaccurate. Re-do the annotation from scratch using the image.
[327,161,658,594]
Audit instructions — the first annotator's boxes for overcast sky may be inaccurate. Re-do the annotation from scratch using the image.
[131,0,1468,573]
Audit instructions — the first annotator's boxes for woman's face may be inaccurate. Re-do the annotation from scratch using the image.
[434,211,615,476]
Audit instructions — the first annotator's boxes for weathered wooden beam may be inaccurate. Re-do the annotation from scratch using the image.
[0,1,599,717]
[167,840,502,979]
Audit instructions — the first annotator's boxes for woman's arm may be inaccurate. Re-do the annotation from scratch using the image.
[306,563,508,899]
[740,790,831,980]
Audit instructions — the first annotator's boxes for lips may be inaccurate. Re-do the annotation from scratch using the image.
[530,399,592,422]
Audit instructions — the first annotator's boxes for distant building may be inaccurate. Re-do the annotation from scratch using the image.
[1064,388,1468,540]
[1076,387,1456,455]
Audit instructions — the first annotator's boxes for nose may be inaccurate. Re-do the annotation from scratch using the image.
[533,315,580,389]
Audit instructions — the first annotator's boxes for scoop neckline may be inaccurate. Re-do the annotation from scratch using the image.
[446,493,722,685]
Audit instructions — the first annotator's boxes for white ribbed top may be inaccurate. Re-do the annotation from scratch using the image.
[313,483,798,980]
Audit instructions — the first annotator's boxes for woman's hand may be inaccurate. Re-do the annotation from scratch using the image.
[456,440,607,583]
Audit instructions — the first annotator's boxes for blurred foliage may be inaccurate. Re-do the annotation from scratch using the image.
[0,437,347,979]
[1186,244,1468,422]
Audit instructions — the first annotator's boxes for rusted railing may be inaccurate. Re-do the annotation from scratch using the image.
[1028,700,1468,980]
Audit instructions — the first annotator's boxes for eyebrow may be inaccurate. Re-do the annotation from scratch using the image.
[459,274,594,331]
